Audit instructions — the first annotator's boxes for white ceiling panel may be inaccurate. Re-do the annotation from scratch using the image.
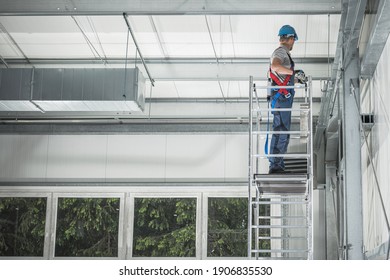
[174,81,223,98]
[233,43,276,57]
[0,35,21,58]
[229,14,340,58]
[307,21,325,43]
[219,80,266,98]
[11,34,96,58]
[305,14,340,58]
[231,15,279,43]
[0,16,79,33]
[0,14,341,60]
[164,43,215,57]
[146,80,273,99]
[147,81,178,98]
[77,16,127,33]
[0,16,94,58]
[305,43,337,57]
[126,16,164,57]
[219,81,240,98]
[231,15,307,42]
[206,15,235,57]
[153,15,215,57]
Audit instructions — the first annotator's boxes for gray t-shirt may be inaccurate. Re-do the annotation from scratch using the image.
[270,45,293,83]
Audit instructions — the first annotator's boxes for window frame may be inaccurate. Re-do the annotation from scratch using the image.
[0,185,249,260]
[0,192,52,260]
[127,191,202,259]
[202,188,248,260]
[51,192,125,260]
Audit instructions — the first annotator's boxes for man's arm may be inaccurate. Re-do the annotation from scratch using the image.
[270,58,294,75]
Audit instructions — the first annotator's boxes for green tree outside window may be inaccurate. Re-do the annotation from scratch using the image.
[55,197,120,257]
[133,198,196,257]
[0,197,46,256]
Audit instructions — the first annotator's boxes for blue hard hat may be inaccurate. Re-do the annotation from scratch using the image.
[278,25,298,41]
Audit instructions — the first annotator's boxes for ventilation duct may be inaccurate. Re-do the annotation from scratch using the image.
[0,68,145,113]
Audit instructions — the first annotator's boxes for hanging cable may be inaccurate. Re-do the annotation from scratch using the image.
[71,16,106,65]
[204,15,219,64]
[228,16,236,58]
[29,67,45,113]
[148,83,153,120]
[86,16,108,65]
[0,55,9,68]
[205,15,225,102]
[0,22,30,64]
[328,14,331,80]
[123,27,130,99]
[123,13,155,86]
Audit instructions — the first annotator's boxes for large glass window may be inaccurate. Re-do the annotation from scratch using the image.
[0,197,47,257]
[55,197,120,257]
[133,197,196,257]
[207,197,248,257]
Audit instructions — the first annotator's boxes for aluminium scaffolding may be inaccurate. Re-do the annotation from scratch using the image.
[248,76,314,260]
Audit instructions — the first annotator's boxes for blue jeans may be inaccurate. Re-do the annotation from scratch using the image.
[269,93,294,171]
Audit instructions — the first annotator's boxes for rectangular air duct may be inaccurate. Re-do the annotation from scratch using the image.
[0,68,145,113]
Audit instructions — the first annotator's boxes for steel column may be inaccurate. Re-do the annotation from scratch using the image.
[325,163,339,259]
[342,49,364,260]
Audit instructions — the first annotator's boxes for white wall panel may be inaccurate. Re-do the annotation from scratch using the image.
[165,135,226,179]
[0,133,250,181]
[361,32,390,255]
[106,135,166,179]
[225,135,248,178]
[46,135,108,179]
[0,135,48,180]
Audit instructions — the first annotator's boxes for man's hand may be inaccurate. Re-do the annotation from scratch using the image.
[294,69,307,84]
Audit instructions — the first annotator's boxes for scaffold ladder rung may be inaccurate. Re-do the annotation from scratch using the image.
[251,200,309,205]
[249,257,307,260]
[252,108,310,112]
[252,153,310,158]
[258,215,307,219]
[258,236,307,240]
[251,249,309,253]
[252,130,310,135]
[251,225,309,229]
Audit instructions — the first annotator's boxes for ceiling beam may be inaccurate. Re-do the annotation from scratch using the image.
[331,0,367,81]
[0,0,342,16]
[342,0,367,63]
[3,57,331,65]
[361,0,390,78]
[0,121,303,134]
[3,58,333,81]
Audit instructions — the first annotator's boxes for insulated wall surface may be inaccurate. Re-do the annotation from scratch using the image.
[361,33,390,258]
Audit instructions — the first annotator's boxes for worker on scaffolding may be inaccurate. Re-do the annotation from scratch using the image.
[267,25,306,174]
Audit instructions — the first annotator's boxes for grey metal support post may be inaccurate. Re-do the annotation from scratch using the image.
[325,163,339,259]
[342,49,364,260]
[314,133,326,260]
[248,76,253,258]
